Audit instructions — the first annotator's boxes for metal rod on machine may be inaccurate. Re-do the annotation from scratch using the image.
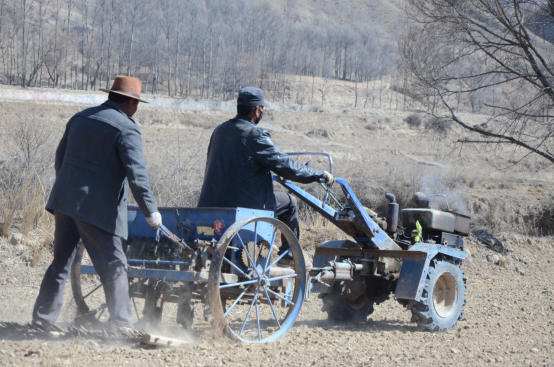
[127,259,192,266]
[265,286,295,306]
[267,267,296,278]
[223,256,252,279]
[159,224,192,251]
[318,178,330,208]
[308,262,371,281]
[306,184,324,199]
[306,182,343,209]
[314,247,428,260]
[82,284,103,300]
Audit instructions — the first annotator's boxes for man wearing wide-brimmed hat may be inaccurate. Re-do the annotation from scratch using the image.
[32,76,162,331]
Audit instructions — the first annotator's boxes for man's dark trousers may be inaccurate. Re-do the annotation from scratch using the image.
[275,192,299,254]
[32,212,133,327]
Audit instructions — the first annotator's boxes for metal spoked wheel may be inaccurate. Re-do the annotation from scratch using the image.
[70,244,159,328]
[71,243,110,325]
[207,217,306,343]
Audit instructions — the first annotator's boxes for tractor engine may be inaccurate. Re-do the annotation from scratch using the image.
[400,192,470,250]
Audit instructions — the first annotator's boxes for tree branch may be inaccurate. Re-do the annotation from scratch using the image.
[438,89,554,163]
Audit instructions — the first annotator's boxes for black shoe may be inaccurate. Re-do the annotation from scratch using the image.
[107,323,141,338]
[276,251,294,266]
[31,319,52,330]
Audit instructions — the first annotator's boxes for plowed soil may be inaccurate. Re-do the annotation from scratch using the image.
[1,235,553,366]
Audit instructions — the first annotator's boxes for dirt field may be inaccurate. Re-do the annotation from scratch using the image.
[1,235,553,366]
[0,99,553,366]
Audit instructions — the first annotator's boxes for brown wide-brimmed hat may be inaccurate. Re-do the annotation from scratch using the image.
[100,75,148,103]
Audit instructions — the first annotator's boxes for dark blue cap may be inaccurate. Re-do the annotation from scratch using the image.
[237,87,270,108]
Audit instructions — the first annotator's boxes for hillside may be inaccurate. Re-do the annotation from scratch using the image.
[0,0,404,103]
[295,0,404,37]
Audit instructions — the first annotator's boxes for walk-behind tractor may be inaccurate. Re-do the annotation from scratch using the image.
[70,153,469,343]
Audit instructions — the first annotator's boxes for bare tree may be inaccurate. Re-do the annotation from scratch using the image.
[63,0,76,87]
[0,0,397,105]
[400,0,554,164]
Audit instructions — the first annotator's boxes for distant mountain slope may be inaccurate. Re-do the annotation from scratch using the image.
[291,0,404,38]
[0,0,405,97]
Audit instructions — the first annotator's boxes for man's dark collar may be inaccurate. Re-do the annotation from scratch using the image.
[235,114,256,125]
[102,100,127,116]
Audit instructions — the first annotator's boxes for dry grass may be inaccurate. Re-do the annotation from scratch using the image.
[0,171,29,237]
[468,197,554,236]
[0,109,552,257]
[145,130,208,209]
[298,206,352,253]
[345,165,471,217]
[0,117,58,239]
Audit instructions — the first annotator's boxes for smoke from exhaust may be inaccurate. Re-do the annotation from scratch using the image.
[418,171,469,214]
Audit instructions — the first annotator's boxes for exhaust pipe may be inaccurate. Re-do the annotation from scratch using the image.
[385,193,399,235]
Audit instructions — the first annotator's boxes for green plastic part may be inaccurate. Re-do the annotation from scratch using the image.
[411,220,423,243]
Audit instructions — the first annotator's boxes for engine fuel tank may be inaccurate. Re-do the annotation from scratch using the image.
[402,209,470,236]
[402,208,456,233]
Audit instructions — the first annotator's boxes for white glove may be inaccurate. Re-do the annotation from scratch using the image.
[146,212,162,229]
[322,171,335,187]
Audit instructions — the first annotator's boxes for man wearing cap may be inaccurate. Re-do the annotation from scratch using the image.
[32,76,162,331]
[198,87,334,266]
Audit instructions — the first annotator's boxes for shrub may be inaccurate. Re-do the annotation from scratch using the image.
[0,118,58,237]
[405,113,422,128]
[425,116,453,134]
[364,123,378,131]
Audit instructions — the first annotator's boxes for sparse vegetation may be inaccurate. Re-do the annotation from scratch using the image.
[405,113,422,128]
[0,118,59,238]
[0,99,552,250]
[400,0,554,164]
[424,116,453,134]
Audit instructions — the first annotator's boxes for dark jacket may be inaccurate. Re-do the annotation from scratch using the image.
[198,115,325,211]
[46,100,158,239]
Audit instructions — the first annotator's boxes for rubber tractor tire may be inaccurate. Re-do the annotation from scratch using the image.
[320,279,374,323]
[409,258,466,332]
